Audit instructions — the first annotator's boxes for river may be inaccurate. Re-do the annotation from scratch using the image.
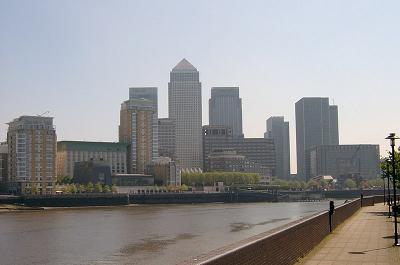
[0,201,342,265]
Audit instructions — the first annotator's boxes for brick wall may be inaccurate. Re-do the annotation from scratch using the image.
[181,197,372,265]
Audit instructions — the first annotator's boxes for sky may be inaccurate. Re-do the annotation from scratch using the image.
[1,0,399,173]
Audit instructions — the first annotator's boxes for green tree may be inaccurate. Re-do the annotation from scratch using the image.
[111,184,117,193]
[180,184,189,191]
[94,182,103,193]
[307,180,320,190]
[344,178,357,190]
[86,182,94,193]
[31,183,39,195]
[77,184,86,193]
[70,184,78,194]
[57,175,72,185]
[381,150,400,185]
[103,185,111,193]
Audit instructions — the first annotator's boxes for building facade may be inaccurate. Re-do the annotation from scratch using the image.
[0,143,8,189]
[73,160,112,185]
[57,141,128,178]
[158,118,176,159]
[119,98,158,174]
[265,116,290,179]
[129,87,158,114]
[168,58,203,170]
[146,157,181,186]
[7,116,56,194]
[203,125,275,176]
[208,148,267,175]
[209,87,243,138]
[295,97,339,180]
[309,144,380,180]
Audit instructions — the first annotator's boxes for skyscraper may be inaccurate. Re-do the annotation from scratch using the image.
[129,87,158,114]
[295,97,339,180]
[168,59,203,169]
[7,116,57,194]
[209,87,243,138]
[265,116,290,179]
[119,98,158,174]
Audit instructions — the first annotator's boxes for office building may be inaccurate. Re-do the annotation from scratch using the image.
[57,141,128,178]
[203,125,275,176]
[295,97,339,180]
[168,58,203,170]
[119,98,158,174]
[158,118,176,159]
[309,144,380,180]
[208,148,267,175]
[209,87,243,138]
[7,116,56,194]
[265,116,290,179]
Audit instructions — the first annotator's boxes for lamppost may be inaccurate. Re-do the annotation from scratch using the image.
[386,133,399,246]
[386,158,391,217]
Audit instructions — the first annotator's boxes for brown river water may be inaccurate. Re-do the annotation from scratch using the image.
[0,201,342,265]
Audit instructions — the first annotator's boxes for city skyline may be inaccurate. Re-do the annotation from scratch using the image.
[1,1,399,173]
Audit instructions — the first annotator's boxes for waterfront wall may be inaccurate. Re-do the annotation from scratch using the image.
[184,196,383,265]
[129,191,276,204]
[15,194,129,207]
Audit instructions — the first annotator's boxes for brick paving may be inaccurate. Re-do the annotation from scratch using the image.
[296,203,400,265]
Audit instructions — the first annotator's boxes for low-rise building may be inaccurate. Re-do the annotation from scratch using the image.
[146,157,181,186]
[57,141,128,178]
[73,160,112,185]
[112,174,154,194]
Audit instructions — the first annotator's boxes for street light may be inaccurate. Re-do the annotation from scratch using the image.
[386,158,391,217]
[386,133,400,246]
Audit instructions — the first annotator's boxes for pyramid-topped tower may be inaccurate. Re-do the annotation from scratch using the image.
[168,59,203,170]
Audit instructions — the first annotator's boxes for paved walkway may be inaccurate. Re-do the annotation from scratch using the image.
[296,203,400,265]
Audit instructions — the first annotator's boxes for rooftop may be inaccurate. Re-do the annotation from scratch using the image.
[172,58,197,72]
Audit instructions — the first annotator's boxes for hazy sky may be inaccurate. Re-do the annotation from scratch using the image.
[1,0,399,173]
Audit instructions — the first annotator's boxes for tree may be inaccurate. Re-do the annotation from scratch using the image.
[180,184,189,191]
[344,178,357,190]
[307,180,320,191]
[86,182,94,193]
[94,182,103,193]
[103,185,111,193]
[70,184,78,194]
[381,149,400,185]
[57,175,72,185]
[77,184,86,193]
[31,183,39,195]
[111,184,117,193]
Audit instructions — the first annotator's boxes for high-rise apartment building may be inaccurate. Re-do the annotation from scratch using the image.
[265,116,290,179]
[0,143,8,187]
[203,125,276,177]
[168,59,202,169]
[56,141,128,178]
[119,98,158,174]
[295,97,339,180]
[209,87,243,138]
[7,116,56,194]
[158,118,176,159]
[129,87,158,114]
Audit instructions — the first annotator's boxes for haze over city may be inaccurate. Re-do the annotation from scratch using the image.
[1,0,399,173]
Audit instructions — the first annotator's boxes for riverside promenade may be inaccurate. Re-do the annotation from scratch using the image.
[296,203,400,265]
